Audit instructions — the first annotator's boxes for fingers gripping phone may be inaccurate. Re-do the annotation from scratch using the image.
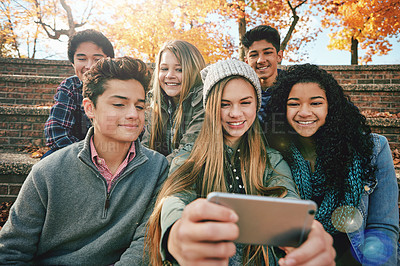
[207,192,317,247]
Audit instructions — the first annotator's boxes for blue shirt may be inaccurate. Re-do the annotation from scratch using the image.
[258,69,284,124]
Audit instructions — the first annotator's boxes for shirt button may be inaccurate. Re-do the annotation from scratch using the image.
[364,185,370,192]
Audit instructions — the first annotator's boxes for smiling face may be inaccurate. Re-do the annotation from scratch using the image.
[158,50,182,103]
[220,78,257,148]
[73,41,107,81]
[83,79,145,147]
[245,39,283,89]
[286,82,328,138]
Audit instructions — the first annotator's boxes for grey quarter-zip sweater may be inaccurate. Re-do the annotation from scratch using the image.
[0,127,168,265]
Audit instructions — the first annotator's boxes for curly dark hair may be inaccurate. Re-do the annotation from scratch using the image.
[263,63,375,194]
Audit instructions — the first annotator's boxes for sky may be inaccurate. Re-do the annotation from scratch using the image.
[31,12,400,66]
[298,34,400,66]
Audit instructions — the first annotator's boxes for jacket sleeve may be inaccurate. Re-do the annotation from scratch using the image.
[363,134,399,265]
[0,170,46,264]
[159,192,197,262]
[44,78,81,149]
[166,86,204,163]
[115,155,169,265]
[264,147,300,199]
[140,105,152,148]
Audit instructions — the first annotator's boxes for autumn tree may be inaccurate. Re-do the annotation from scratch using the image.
[215,0,321,62]
[94,0,234,63]
[29,0,94,40]
[1,0,23,57]
[318,0,400,64]
[0,0,95,58]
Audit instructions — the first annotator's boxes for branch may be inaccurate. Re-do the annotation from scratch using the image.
[293,0,307,10]
[60,0,76,36]
[281,0,302,51]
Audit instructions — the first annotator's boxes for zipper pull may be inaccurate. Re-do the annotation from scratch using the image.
[105,194,110,210]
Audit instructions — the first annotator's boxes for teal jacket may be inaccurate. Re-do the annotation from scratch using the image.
[142,85,204,163]
[0,127,168,265]
[160,144,300,265]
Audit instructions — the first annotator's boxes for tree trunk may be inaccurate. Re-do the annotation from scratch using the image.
[351,37,358,65]
[238,16,246,61]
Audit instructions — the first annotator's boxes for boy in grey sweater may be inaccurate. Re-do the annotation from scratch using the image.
[0,56,168,265]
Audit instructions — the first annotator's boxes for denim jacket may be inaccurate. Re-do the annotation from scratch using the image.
[347,134,399,265]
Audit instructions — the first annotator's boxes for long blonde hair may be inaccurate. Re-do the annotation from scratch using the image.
[149,40,206,152]
[146,76,287,265]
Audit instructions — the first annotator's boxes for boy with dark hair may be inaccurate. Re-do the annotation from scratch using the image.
[43,29,115,158]
[0,57,168,265]
[241,25,284,123]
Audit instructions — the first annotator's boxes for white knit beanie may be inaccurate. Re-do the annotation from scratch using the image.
[201,59,262,111]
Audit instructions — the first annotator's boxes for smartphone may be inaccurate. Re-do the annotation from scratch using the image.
[206,192,317,247]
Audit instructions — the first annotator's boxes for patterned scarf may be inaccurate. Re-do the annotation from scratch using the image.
[289,144,364,235]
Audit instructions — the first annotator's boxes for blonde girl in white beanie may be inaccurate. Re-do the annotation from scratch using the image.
[146,59,335,265]
[142,40,206,163]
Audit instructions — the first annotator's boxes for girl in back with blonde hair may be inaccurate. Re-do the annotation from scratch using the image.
[142,40,206,162]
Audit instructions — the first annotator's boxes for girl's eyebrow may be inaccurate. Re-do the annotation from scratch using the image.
[160,63,181,66]
[311,96,326,100]
[221,96,253,101]
[240,96,253,101]
[287,96,326,101]
[287,97,299,101]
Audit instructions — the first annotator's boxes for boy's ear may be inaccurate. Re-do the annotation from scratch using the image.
[83,98,95,119]
[277,50,283,64]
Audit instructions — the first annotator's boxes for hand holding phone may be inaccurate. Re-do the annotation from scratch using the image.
[207,192,317,247]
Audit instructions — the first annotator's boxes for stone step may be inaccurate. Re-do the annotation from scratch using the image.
[0,149,39,202]
[0,106,50,150]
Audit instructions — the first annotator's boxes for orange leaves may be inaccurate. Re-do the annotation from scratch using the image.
[95,0,233,63]
[320,0,400,64]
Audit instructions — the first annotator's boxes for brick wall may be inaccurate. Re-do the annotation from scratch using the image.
[0,57,74,77]
[343,85,400,114]
[320,65,400,114]
[0,75,63,106]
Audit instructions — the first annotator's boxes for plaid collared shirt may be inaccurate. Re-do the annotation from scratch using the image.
[90,137,136,192]
[44,76,91,150]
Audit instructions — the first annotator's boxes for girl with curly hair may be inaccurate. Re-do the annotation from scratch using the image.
[141,40,206,163]
[263,63,399,265]
[146,60,335,266]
